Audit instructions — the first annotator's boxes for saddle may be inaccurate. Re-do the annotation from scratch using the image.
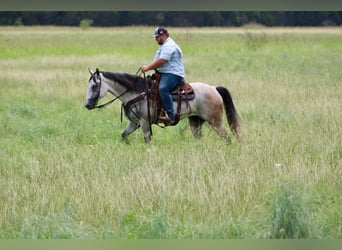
[148,72,195,126]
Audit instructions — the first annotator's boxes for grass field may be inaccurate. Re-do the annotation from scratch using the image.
[0,26,341,239]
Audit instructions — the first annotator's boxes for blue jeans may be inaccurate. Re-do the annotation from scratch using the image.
[159,73,183,120]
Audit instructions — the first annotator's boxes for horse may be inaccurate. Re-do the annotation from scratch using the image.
[85,68,240,144]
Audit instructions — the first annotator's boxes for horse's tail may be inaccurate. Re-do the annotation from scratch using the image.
[216,86,240,139]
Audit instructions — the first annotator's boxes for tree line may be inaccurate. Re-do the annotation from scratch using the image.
[1,11,342,27]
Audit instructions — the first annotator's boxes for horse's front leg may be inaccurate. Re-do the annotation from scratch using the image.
[140,119,152,143]
[121,121,140,141]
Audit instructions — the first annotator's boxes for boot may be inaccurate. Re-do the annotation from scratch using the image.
[159,113,176,126]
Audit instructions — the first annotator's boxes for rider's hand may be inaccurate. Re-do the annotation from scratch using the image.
[140,65,149,73]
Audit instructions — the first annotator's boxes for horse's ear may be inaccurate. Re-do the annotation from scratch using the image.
[88,68,94,75]
[96,68,100,75]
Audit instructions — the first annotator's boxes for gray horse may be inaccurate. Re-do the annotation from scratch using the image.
[85,68,240,143]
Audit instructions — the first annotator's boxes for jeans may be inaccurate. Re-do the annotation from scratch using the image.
[159,73,183,120]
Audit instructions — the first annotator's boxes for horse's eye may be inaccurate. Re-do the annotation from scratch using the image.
[91,84,98,91]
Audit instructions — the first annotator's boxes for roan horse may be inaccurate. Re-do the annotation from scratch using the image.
[85,68,240,143]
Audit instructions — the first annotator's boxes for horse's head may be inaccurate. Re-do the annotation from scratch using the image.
[85,68,107,110]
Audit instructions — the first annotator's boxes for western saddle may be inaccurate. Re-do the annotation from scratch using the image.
[148,72,195,126]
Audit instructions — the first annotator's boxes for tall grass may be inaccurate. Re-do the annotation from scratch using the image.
[0,26,341,238]
[269,184,311,239]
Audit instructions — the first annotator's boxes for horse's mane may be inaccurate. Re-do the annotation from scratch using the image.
[102,71,146,93]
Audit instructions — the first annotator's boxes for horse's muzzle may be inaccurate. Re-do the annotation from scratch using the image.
[84,103,95,110]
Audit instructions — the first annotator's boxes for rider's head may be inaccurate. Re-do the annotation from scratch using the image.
[153,27,169,45]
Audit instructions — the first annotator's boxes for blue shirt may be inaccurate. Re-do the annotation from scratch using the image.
[154,37,185,78]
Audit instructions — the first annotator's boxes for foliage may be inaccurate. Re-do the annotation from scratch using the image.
[79,19,93,30]
[14,17,23,26]
[269,184,310,238]
[0,11,342,27]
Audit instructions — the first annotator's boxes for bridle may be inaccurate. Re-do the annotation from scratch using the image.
[90,70,128,109]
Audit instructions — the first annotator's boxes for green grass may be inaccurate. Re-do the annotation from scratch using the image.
[0,26,341,239]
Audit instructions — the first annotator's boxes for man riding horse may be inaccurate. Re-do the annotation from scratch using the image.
[140,27,185,126]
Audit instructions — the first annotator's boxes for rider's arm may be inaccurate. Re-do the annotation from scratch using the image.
[141,58,167,72]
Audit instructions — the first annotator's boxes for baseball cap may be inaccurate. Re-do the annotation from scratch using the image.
[153,27,168,37]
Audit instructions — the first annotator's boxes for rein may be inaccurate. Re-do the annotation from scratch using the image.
[95,89,128,109]
[137,68,153,136]
[93,70,129,109]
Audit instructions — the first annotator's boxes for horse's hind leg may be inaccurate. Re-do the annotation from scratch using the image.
[209,118,231,144]
[121,121,140,141]
[188,116,205,139]
[215,124,231,144]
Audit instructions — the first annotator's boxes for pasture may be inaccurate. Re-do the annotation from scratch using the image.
[0,26,341,239]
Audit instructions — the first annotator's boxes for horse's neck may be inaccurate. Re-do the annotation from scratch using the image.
[104,78,139,104]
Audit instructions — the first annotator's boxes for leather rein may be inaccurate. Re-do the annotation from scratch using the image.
[94,73,129,109]
[95,90,128,109]
[94,68,148,109]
